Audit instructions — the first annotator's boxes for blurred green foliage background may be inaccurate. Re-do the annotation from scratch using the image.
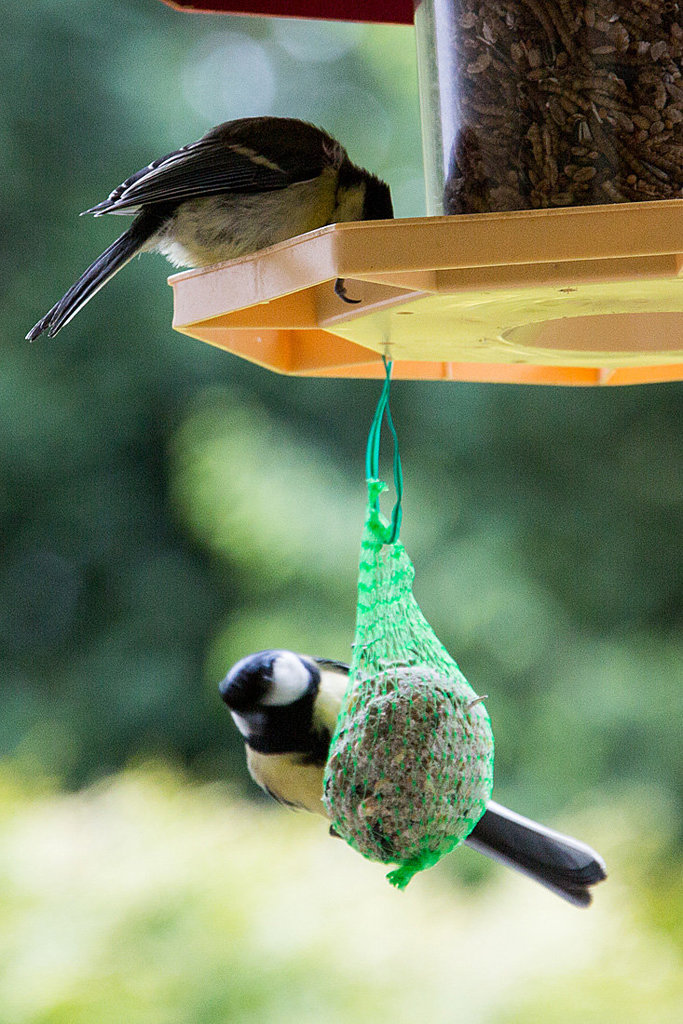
[1,2,681,1021]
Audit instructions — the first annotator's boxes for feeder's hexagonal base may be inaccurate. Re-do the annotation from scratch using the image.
[169,200,683,385]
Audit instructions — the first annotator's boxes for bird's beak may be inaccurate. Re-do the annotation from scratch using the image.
[219,675,252,711]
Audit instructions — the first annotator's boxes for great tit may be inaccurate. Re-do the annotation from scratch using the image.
[27,116,393,340]
[219,649,607,907]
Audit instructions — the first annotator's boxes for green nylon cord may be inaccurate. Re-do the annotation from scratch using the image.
[365,358,403,544]
[324,362,494,888]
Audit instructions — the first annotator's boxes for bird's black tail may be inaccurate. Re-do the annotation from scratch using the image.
[26,212,159,340]
[465,800,607,907]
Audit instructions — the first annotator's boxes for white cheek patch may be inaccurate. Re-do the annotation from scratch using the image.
[230,711,251,737]
[333,184,366,222]
[261,652,311,706]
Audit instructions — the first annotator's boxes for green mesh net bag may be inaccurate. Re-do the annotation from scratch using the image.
[323,366,494,889]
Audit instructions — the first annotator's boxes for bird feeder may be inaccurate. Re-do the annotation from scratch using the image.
[162,1,683,385]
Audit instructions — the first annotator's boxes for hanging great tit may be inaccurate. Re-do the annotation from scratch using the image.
[219,649,607,907]
[26,116,393,340]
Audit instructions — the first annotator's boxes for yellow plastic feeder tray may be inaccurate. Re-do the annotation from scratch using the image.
[170,199,682,386]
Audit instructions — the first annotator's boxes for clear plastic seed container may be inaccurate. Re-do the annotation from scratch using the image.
[414,0,683,215]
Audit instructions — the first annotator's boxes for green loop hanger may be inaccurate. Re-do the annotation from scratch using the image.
[365,357,403,544]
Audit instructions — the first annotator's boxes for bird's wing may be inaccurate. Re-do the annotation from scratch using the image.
[314,658,350,675]
[82,119,343,215]
[465,800,607,906]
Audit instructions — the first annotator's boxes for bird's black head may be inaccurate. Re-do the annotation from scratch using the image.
[336,158,394,223]
[361,173,394,221]
[219,649,319,712]
[219,650,323,756]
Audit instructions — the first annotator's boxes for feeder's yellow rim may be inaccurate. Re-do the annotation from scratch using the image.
[170,201,683,385]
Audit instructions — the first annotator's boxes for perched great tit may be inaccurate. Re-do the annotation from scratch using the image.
[219,649,607,907]
[27,116,393,340]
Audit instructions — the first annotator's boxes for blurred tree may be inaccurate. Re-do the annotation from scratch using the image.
[0,1,680,857]
[1,769,680,1024]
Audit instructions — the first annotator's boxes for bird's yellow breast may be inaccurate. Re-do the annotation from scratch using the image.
[247,748,329,818]
[151,168,340,268]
